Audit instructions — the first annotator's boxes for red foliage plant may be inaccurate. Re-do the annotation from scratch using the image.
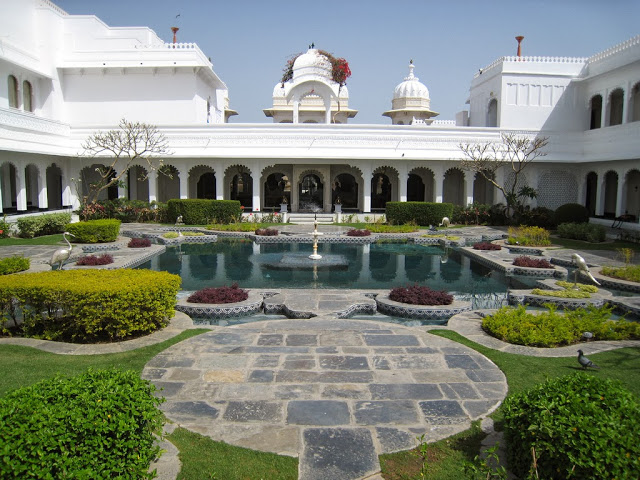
[389,284,453,306]
[187,283,249,304]
[255,228,278,236]
[512,256,553,268]
[128,237,151,248]
[473,242,501,251]
[347,229,371,237]
[76,254,114,266]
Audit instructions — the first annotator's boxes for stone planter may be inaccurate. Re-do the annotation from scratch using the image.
[175,290,263,319]
[375,295,472,320]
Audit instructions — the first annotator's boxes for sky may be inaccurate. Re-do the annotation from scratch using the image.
[55,0,640,125]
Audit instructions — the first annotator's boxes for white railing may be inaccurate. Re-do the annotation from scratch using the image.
[475,55,587,78]
[134,43,199,50]
[588,35,640,65]
[37,0,68,16]
[0,107,70,137]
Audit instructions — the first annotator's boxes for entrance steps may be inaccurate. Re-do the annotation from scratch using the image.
[287,213,334,224]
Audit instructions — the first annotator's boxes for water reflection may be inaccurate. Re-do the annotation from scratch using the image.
[138,240,539,293]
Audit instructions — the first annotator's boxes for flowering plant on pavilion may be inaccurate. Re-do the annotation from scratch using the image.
[281,49,352,86]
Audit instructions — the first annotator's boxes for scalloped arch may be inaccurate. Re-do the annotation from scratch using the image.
[298,169,325,184]
[224,164,253,177]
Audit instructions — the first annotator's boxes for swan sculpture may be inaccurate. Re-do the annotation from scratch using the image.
[439,217,450,228]
[571,253,600,286]
[50,232,76,270]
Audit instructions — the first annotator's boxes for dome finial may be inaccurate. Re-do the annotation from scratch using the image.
[406,61,416,81]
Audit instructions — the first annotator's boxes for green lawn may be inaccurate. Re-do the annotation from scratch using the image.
[549,236,640,253]
[0,234,65,246]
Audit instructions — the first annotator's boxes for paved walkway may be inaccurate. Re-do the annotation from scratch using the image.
[141,316,507,480]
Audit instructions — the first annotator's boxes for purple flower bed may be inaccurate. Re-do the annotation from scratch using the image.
[255,228,278,236]
[389,284,453,306]
[128,237,151,248]
[512,256,553,268]
[75,254,114,266]
[347,229,371,237]
[187,283,249,304]
[473,242,501,251]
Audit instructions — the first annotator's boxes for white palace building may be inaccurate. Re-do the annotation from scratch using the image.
[1,0,640,224]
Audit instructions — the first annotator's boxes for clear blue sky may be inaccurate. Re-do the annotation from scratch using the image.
[55,0,640,124]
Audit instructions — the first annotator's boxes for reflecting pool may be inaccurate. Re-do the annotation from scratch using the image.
[137,239,538,295]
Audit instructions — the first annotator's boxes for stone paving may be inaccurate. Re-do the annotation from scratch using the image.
[141,316,507,480]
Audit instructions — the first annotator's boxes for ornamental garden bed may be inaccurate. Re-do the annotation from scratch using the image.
[175,285,263,319]
[375,285,471,320]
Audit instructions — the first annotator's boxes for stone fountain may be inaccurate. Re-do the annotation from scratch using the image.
[309,215,322,260]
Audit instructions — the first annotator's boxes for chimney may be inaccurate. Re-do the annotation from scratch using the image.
[171,27,179,44]
[515,36,524,58]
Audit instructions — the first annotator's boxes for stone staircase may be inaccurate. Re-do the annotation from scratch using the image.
[287,212,335,224]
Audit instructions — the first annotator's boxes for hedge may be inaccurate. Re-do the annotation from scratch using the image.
[0,369,163,479]
[503,374,640,479]
[67,219,121,243]
[385,202,453,226]
[554,202,590,224]
[556,222,606,243]
[0,269,180,342]
[16,212,71,238]
[167,199,242,225]
[0,256,30,275]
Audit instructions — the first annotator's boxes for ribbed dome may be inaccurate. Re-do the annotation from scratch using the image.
[393,62,430,100]
[293,48,332,80]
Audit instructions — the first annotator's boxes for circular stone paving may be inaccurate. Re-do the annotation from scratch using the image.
[142,317,507,479]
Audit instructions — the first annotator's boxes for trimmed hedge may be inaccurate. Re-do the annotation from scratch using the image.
[67,219,121,243]
[556,222,606,243]
[0,256,30,275]
[503,374,640,479]
[0,369,163,479]
[385,202,453,226]
[0,269,180,342]
[554,202,590,224]
[16,212,71,238]
[167,199,242,225]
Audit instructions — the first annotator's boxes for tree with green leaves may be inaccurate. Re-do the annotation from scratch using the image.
[459,133,548,221]
[79,119,171,204]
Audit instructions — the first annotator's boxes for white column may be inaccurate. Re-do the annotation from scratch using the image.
[38,168,48,209]
[1,164,11,210]
[215,169,224,200]
[148,170,157,203]
[576,172,585,206]
[621,84,629,124]
[398,165,408,202]
[249,161,260,211]
[293,100,300,124]
[616,171,625,217]
[324,97,331,124]
[464,172,473,206]
[595,173,605,216]
[16,168,27,211]
[179,167,188,199]
[362,164,372,212]
[434,168,443,203]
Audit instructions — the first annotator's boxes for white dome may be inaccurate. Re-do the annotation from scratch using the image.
[272,82,286,97]
[293,48,332,80]
[393,62,430,100]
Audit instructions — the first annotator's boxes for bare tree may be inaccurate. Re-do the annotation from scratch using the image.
[459,133,548,217]
[80,119,171,204]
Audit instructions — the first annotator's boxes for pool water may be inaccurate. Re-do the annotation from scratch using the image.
[137,239,537,296]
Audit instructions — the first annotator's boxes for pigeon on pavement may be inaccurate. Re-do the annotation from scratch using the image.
[577,349,600,369]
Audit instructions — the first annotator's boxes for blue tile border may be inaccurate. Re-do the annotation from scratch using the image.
[375,296,472,319]
[176,291,263,319]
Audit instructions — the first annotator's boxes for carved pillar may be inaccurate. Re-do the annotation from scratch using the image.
[362,164,372,212]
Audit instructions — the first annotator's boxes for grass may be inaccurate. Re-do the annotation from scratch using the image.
[378,330,640,479]
[549,236,640,252]
[168,427,298,480]
[0,234,65,246]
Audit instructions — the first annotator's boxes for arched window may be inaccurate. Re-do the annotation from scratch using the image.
[487,99,498,127]
[609,89,624,126]
[631,83,640,122]
[22,80,33,112]
[8,75,19,109]
[590,95,602,129]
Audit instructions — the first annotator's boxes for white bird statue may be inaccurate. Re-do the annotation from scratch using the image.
[439,217,450,228]
[50,232,76,270]
[571,253,600,286]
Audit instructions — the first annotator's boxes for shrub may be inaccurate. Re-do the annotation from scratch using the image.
[255,228,279,236]
[512,256,553,268]
[0,215,12,238]
[16,212,71,238]
[503,374,640,479]
[452,203,493,225]
[556,222,606,243]
[518,206,556,229]
[389,284,453,306]
[554,202,590,225]
[0,369,163,479]
[163,231,179,239]
[78,199,168,223]
[507,225,551,246]
[67,219,121,243]
[601,264,640,283]
[481,304,640,347]
[128,237,152,248]
[555,280,598,293]
[385,202,453,226]
[0,256,30,275]
[76,254,114,266]
[0,270,180,342]
[366,224,417,233]
[187,283,249,304]
[167,199,241,225]
[347,228,371,237]
[472,242,501,251]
